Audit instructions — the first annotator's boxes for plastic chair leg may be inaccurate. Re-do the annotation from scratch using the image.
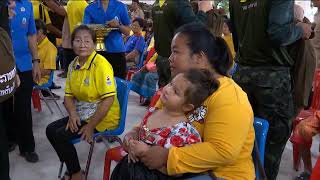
[103,150,112,180]
[45,88,64,117]
[84,141,95,180]
[58,162,64,178]
[293,143,301,171]
[39,90,54,114]
[32,90,42,112]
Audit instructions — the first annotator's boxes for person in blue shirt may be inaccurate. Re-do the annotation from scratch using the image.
[125,18,146,63]
[83,0,131,79]
[6,0,41,163]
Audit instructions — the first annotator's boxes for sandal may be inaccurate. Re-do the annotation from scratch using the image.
[294,172,311,180]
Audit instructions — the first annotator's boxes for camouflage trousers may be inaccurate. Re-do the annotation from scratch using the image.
[233,65,294,180]
[156,55,171,88]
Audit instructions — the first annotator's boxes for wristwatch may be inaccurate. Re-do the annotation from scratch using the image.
[32,59,40,63]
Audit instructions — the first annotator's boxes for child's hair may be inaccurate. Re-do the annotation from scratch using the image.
[132,18,145,29]
[35,19,47,35]
[182,69,219,108]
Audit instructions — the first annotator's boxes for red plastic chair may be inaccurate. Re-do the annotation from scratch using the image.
[311,156,320,180]
[291,69,320,171]
[31,89,42,112]
[103,146,126,180]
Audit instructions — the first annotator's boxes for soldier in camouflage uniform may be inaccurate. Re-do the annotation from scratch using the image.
[230,0,312,179]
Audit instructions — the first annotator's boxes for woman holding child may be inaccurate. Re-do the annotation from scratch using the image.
[112,23,255,179]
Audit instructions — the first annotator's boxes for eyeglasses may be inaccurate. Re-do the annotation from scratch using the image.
[73,39,93,46]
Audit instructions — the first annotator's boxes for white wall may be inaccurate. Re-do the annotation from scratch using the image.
[295,0,318,22]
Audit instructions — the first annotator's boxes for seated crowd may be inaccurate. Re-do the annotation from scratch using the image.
[0,0,319,180]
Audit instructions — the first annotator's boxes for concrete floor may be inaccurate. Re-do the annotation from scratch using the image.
[8,71,320,180]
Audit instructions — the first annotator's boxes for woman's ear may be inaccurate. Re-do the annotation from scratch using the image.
[182,103,195,113]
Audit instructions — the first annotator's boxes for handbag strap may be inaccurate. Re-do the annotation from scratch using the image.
[253,139,268,180]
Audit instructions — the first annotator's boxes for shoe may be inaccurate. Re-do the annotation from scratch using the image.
[21,151,39,163]
[41,90,60,100]
[50,82,61,90]
[8,143,16,152]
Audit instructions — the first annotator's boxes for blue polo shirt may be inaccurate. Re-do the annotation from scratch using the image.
[83,0,131,53]
[10,0,37,72]
[125,35,145,54]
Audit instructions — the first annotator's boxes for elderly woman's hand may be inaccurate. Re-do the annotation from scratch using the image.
[78,124,95,143]
[66,113,81,133]
[123,128,139,152]
[140,146,169,170]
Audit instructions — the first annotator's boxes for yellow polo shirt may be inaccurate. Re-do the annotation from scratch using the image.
[31,0,52,25]
[65,51,120,132]
[157,77,255,179]
[66,0,88,33]
[38,37,57,85]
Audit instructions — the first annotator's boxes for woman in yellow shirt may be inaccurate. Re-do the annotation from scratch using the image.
[123,24,255,179]
[46,25,120,180]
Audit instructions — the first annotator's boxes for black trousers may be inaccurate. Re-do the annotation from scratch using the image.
[5,71,35,153]
[0,102,10,180]
[97,51,127,79]
[46,117,97,174]
[63,48,76,71]
[156,55,171,88]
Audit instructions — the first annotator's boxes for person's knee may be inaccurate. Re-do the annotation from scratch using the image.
[46,123,57,140]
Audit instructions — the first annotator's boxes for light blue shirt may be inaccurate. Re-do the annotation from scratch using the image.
[83,0,131,53]
[10,0,37,72]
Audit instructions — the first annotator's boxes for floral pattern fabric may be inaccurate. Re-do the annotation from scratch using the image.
[139,108,202,149]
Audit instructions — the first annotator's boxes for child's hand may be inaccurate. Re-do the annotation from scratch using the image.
[129,140,150,157]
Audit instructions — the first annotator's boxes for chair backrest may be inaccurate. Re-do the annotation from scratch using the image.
[34,71,54,89]
[102,77,132,136]
[253,117,269,165]
[310,69,320,110]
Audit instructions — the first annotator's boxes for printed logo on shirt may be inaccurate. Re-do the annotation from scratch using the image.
[84,77,89,86]
[20,7,25,12]
[106,76,112,86]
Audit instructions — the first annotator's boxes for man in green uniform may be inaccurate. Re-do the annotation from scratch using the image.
[230,0,312,179]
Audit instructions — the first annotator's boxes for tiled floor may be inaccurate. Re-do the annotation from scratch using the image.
[8,71,320,180]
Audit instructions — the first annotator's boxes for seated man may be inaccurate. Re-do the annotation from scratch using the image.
[35,19,59,99]
[125,18,146,65]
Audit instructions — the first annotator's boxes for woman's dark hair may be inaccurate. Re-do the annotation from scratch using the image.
[71,25,97,45]
[133,18,145,29]
[182,69,219,108]
[175,23,233,76]
[224,17,233,33]
[35,19,47,35]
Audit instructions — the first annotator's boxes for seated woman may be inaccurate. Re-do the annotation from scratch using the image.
[122,24,255,179]
[131,47,159,106]
[125,18,146,65]
[112,69,218,179]
[46,25,120,180]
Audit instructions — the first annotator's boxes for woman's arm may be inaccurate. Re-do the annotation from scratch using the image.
[87,96,114,128]
[125,49,139,61]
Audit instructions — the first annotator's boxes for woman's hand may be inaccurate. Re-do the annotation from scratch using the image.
[66,113,81,133]
[130,140,150,156]
[123,128,139,152]
[140,146,169,170]
[78,124,95,143]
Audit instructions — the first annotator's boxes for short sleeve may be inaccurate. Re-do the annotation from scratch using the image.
[164,123,201,149]
[64,63,74,97]
[28,4,37,35]
[94,60,116,99]
[120,4,131,26]
[134,36,145,54]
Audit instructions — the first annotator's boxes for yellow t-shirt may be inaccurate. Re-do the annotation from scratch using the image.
[65,51,120,132]
[38,37,57,85]
[158,77,255,179]
[31,1,52,25]
[67,0,88,33]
